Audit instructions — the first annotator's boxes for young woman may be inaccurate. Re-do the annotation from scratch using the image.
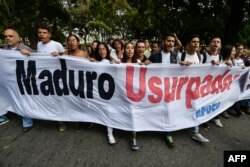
[93,42,111,63]
[121,42,138,63]
[89,40,99,58]
[221,45,235,67]
[121,42,140,150]
[221,45,243,116]
[92,42,116,144]
[110,38,124,63]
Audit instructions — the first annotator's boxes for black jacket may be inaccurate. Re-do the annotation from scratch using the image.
[149,50,178,64]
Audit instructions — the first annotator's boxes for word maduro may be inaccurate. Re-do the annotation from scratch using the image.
[126,65,239,109]
[16,59,115,100]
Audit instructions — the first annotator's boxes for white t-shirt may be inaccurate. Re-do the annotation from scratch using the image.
[233,58,245,67]
[37,40,64,54]
[178,52,200,64]
[100,59,110,64]
[110,49,123,61]
[203,52,220,64]
[161,51,171,65]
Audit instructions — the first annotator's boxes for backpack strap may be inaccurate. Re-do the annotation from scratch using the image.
[197,52,201,64]
[170,51,178,64]
[219,54,222,62]
[202,52,207,64]
[181,52,186,61]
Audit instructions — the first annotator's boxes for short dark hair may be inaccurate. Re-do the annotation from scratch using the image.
[235,42,244,48]
[165,33,176,40]
[183,34,200,46]
[67,34,80,43]
[209,36,221,42]
[37,24,51,32]
[135,40,145,48]
[107,37,114,43]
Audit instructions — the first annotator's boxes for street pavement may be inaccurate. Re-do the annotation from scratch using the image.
[0,112,250,167]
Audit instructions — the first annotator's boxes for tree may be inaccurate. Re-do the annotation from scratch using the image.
[224,0,247,44]
[0,0,249,46]
[0,0,70,48]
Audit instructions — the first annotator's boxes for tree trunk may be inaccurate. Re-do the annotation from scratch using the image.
[14,0,48,49]
[223,0,246,45]
[15,8,37,49]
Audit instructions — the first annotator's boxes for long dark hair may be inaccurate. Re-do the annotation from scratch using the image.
[89,40,100,58]
[112,38,124,50]
[94,42,111,61]
[221,45,234,61]
[121,42,137,63]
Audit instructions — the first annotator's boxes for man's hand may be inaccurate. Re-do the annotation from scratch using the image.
[51,52,59,56]
[144,60,151,65]
[20,49,31,56]
[89,57,96,62]
[211,60,220,65]
[180,61,191,66]
[225,60,233,67]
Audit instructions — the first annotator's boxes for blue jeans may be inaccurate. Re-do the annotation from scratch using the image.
[241,99,250,107]
[22,117,33,128]
[166,132,172,136]
[0,115,8,122]
[192,126,199,133]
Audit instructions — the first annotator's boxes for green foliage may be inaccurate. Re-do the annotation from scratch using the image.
[86,20,112,33]
[0,0,249,46]
[238,24,250,46]
[0,0,70,48]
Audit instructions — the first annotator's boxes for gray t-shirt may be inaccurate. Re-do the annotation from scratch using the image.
[3,43,33,52]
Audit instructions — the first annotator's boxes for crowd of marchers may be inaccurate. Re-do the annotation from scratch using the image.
[1,25,250,151]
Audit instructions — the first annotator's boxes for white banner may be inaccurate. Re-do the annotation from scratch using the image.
[0,50,250,131]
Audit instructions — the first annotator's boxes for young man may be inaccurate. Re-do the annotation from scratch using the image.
[135,40,148,63]
[234,43,250,115]
[37,25,64,56]
[147,33,179,147]
[202,37,225,126]
[148,33,178,64]
[179,35,209,143]
[1,29,33,131]
[151,41,160,54]
[203,37,221,65]
[37,25,66,132]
